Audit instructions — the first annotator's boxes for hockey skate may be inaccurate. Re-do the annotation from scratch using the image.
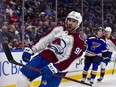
[97,77,103,82]
[90,79,94,84]
[87,77,91,81]
[81,78,86,83]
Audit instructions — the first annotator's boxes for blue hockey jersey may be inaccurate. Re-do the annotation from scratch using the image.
[85,35,107,57]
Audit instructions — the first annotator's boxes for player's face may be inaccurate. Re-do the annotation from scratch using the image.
[97,30,103,37]
[104,31,111,37]
[66,18,78,34]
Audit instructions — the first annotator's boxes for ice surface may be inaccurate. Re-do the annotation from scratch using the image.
[60,74,116,87]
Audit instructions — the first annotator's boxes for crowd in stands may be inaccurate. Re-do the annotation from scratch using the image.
[0,0,115,50]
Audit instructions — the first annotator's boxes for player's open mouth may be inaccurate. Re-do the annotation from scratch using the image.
[67,25,72,30]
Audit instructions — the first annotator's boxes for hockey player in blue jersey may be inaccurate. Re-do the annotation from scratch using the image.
[81,27,107,84]
[97,27,116,82]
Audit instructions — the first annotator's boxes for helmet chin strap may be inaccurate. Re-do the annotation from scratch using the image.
[76,25,79,30]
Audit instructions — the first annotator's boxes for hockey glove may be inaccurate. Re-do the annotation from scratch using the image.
[22,47,34,62]
[103,57,110,61]
[42,63,58,80]
[102,51,112,62]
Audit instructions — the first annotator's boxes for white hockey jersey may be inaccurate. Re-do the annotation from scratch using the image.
[31,25,85,71]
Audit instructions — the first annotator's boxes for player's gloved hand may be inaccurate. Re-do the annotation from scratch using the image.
[22,47,34,62]
[42,63,58,80]
[103,57,110,61]
[102,51,112,62]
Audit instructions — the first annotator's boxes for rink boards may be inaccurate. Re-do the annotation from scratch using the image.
[0,51,116,87]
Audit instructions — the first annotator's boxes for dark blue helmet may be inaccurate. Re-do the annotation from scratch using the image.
[92,27,103,34]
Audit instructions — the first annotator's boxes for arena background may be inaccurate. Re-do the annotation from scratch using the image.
[0,0,116,87]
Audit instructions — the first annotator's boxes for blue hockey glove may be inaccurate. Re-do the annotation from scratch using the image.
[42,63,58,80]
[22,47,34,62]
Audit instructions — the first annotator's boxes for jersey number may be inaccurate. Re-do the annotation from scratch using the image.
[74,47,82,55]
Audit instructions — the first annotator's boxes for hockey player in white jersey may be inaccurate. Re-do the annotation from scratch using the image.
[97,27,116,82]
[16,11,85,87]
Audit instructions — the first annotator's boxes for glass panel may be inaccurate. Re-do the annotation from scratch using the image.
[0,0,115,50]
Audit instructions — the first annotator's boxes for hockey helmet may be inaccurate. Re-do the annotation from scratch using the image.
[93,27,103,34]
[105,27,112,32]
[65,11,82,28]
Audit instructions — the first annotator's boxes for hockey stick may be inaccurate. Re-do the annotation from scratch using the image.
[64,69,92,74]
[2,43,92,86]
[66,70,84,73]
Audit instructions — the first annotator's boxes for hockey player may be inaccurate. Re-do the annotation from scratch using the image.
[17,11,85,87]
[97,27,116,82]
[81,27,107,84]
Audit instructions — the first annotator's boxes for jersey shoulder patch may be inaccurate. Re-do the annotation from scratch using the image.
[79,33,87,41]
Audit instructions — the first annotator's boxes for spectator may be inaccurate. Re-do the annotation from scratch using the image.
[44,5,52,16]
[2,21,9,27]
[0,0,115,51]
[43,20,50,33]
[11,38,22,50]
[24,39,30,47]
[6,5,13,16]
[36,27,44,40]
[1,26,9,37]
[2,36,9,44]
[8,24,20,42]
[10,12,18,24]
[25,25,36,44]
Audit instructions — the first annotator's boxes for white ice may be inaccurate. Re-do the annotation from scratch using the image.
[60,74,116,87]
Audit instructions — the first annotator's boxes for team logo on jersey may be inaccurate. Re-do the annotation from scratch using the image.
[91,42,101,50]
[51,38,67,49]
[49,38,67,54]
